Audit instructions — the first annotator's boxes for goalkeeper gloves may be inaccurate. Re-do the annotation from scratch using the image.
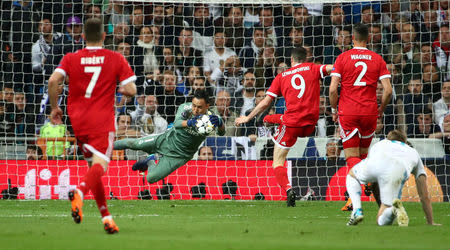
[209,115,223,127]
[186,116,200,127]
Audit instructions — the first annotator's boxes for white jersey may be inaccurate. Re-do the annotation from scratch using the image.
[352,139,427,206]
[366,140,426,179]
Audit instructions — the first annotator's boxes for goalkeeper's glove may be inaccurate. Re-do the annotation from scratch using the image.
[186,116,200,127]
[209,115,223,127]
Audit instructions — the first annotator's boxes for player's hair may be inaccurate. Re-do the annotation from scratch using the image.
[353,23,369,42]
[387,129,407,143]
[291,47,307,63]
[84,18,103,42]
[193,89,210,104]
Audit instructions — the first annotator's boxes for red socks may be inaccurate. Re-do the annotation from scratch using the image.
[346,157,361,169]
[77,163,110,218]
[274,166,291,191]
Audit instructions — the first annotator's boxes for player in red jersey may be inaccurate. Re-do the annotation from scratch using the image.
[236,47,333,207]
[48,18,137,234]
[329,23,392,210]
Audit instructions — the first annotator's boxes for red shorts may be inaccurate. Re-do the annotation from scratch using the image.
[338,115,377,148]
[76,131,115,162]
[272,124,315,148]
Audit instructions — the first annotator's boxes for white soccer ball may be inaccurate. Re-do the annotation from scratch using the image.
[196,115,214,135]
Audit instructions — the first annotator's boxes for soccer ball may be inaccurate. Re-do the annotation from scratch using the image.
[196,115,214,135]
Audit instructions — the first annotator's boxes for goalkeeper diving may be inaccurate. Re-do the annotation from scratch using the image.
[114,90,225,183]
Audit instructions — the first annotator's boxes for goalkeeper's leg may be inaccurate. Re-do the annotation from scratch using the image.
[114,134,158,154]
[146,156,190,184]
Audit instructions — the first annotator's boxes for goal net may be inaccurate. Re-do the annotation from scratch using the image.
[0,0,448,202]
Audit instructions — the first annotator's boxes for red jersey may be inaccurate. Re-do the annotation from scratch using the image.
[267,62,328,127]
[56,47,136,135]
[331,47,390,116]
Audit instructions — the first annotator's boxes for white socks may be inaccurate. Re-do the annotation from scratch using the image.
[346,175,362,210]
[377,207,394,226]
[102,215,112,222]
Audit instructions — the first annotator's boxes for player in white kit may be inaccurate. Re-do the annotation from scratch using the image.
[345,130,440,226]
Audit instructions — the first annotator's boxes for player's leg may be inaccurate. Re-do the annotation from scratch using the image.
[271,124,315,207]
[376,167,409,226]
[346,160,377,225]
[68,135,95,224]
[146,156,190,184]
[132,154,158,171]
[88,154,119,234]
[272,144,295,206]
[346,169,364,225]
[360,131,375,198]
[339,116,363,168]
[71,132,119,233]
[376,204,394,226]
[271,125,293,195]
[113,134,159,154]
[359,116,378,198]
[338,117,361,210]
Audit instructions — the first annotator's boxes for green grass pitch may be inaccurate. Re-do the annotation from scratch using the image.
[0,200,448,250]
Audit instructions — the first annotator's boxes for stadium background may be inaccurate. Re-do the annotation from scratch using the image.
[0,0,449,202]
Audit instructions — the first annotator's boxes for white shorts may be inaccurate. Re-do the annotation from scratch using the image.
[352,159,410,206]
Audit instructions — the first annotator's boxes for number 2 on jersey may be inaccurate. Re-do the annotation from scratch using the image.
[84,66,102,98]
[353,61,367,86]
[291,74,306,98]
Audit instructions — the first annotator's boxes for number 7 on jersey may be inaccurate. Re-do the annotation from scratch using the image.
[84,66,102,98]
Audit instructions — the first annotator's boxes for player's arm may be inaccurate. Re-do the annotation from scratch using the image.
[206,111,225,135]
[117,53,138,97]
[325,65,333,74]
[329,76,340,122]
[174,103,196,129]
[235,95,273,126]
[48,70,65,124]
[415,174,439,225]
[378,77,392,116]
[118,81,137,97]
